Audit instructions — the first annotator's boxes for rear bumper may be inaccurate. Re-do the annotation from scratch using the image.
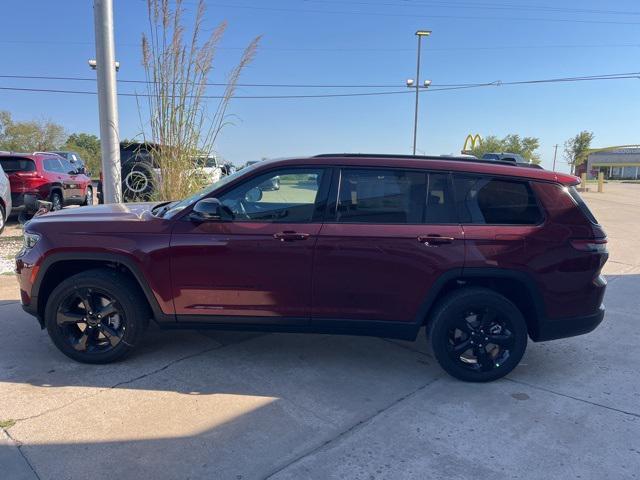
[532,305,605,342]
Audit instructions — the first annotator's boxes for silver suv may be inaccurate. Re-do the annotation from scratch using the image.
[0,161,12,234]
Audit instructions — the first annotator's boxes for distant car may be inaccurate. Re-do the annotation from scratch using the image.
[51,151,90,176]
[0,153,93,212]
[0,161,12,233]
[481,152,543,169]
[97,143,230,203]
[193,155,223,185]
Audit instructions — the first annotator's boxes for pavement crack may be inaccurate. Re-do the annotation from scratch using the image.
[2,427,42,480]
[263,376,442,479]
[505,378,640,419]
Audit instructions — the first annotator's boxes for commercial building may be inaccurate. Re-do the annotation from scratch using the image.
[586,147,640,180]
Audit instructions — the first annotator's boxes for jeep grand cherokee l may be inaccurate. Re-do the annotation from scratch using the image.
[15,154,608,382]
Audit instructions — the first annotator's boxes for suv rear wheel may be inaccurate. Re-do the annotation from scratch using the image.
[44,269,149,363]
[82,186,94,206]
[50,191,63,211]
[427,287,528,382]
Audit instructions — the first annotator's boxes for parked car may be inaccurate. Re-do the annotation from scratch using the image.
[16,153,607,382]
[0,152,93,213]
[51,151,90,176]
[0,161,12,234]
[481,152,543,169]
[97,143,229,203]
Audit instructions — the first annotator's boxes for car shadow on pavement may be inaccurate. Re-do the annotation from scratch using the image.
[1,274,639,480]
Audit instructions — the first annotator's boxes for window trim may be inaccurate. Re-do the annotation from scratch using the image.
[451,173,547,227]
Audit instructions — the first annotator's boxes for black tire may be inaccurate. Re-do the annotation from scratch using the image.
[44,268,149,364]
[427,287,528,382]
[122,163,154,202]
[0,204,5,234]
[82,186,94,206]
[50,191,63,211]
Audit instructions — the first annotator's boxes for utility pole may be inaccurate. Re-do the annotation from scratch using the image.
[552,144,559,172]
[411,30,431,156]
[93,0,122,203]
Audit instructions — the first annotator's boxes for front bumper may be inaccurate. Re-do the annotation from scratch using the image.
[532,305,605,342]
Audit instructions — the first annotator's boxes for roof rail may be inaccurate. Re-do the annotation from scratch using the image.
[313,153,518,167]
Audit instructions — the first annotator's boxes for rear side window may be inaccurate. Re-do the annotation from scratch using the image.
[336,169,427,223]
[454,175,543,225]
[0,157,36,173]
[43,158,64,173]
[567,186,598,224]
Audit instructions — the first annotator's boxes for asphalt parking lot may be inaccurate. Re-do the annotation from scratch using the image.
[1,183,639,480]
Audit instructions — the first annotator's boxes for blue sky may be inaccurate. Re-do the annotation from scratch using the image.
[1,0,639,171]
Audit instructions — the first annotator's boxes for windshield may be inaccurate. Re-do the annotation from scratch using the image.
[162,163,252,219]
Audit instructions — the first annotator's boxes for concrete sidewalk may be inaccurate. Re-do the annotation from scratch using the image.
[1,184,639,479]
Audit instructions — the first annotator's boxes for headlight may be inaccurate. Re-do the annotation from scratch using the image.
[22,232,41,251]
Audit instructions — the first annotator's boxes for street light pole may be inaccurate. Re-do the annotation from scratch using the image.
[93,0,122,203]
[412,30,431,155]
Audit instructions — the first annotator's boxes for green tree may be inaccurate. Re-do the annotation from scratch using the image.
[564,131,594,174]
[63,133,101,176]
[470,134,541,164]
[0,110,66,152]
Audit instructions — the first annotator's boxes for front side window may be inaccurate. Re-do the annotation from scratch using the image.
[335,169,427,224]
[454,175,542,225]
[219,168,326,222]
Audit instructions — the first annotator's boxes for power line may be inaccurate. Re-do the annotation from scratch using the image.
[0,38,638,53]
[1,72,638,89]
[299,0,640,16]
[200,2,640,26]
[0,73,637,99]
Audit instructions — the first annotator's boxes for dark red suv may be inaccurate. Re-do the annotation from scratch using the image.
[0,153,93,213]
[15,154,607,382]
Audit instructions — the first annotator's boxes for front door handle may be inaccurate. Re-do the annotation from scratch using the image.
[273,231,310,242]
[417,235,455,246]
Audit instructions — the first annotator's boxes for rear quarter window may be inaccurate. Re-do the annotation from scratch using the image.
[0,157,36,172]
[454,175,543,225]
[567,186,599,224]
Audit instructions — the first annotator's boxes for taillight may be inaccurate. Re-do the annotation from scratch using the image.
[15,171,43,179]
[570,238,608,253]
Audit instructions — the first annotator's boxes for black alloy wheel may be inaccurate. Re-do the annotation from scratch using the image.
[446,307,516,373]
[55,287,126,354]
[45,269,149,363]
[428,288,528,382]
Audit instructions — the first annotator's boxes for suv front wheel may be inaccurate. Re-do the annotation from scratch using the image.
[44,269,149,363]
[427,287,528,382]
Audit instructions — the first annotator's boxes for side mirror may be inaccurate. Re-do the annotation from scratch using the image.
[245,187,263,203]
[190,198,222,221]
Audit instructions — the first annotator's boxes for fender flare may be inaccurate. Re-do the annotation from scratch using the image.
[33,251,174,323]
[413,267,545,327]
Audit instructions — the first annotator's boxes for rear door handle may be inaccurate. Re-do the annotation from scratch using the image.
[417,235,455,246]
[273,231,310,242]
